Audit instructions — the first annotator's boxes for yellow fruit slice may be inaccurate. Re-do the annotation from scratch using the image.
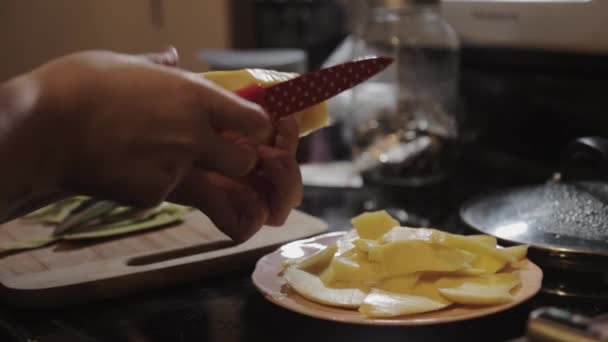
[284,267,366,308]
[359,289,449,318]
[379,274,421,293]
[202,69,328,136]
[438,282,514,305]
[351,210,399,240]
[282,243,337,274]
[504,245,528,261]
[319,250,379,290]
[369,240,475,277]
[466,234,497,247]
[434,273,520,290]
[381,227,515,264]
[472,254,507,274]
[352,238,377,253]
[335,229,359,257]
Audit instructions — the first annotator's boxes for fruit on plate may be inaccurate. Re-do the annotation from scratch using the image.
[281,210,529,318]
[283,267,366,308]
[351,210,399,240]
[359,289,449,318]
[202,69,328,136]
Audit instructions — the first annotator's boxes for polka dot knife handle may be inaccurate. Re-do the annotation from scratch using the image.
[233,56,393,119]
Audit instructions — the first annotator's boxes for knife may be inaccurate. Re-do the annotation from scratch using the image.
[233,56,393,118]
[53,200,118,236]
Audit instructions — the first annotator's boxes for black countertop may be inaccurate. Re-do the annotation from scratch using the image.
[0,144,606,342]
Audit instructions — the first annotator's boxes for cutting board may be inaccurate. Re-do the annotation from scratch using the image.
[0,209,327,309]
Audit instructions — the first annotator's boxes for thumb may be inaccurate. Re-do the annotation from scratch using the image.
[139,46,179,67]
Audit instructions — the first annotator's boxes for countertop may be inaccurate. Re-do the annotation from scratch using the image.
[0,145,606,342]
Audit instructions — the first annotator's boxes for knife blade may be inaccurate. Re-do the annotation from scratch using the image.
[233,56,393,118]
[53,200,118,236]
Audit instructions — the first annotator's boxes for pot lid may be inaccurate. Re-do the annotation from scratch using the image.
[461,180,608,257]
[460,137,608,258]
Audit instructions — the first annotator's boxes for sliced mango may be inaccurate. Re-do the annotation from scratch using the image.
[369,240,475,277]
[351,210,399,240]
[352,238,377,253]
[320,250,379,290]
[284,267,366,308]
[504,245,528,261]
[359,289,449,318]
[438,282,514,305]
[434,273,520,290]
[381,227,515,264]
[379,274,420,293]
[202,69,328,136]
[472,254,507,274]
[282,243,337,274]
[466,234,497,247]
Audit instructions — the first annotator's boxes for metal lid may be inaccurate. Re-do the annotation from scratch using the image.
[460,137,608,266]
[461,180,608,258]
[368,0,440,8]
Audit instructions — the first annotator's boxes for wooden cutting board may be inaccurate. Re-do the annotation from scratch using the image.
[0,209,327,309]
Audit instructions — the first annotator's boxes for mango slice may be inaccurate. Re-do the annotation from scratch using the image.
[284,267,366,308]
[504,245,528,261]
[282,243,337,274]
[320,250,379,290]
[202,69,328,136]
[351,210,399,240]
[369,240,475,277]
[359,289,449,318]
[466,234,497,247]
[281,210,528,316]
[379,274,421,293]
[381,227,515,264]
[434,273,520,290]
[438,283,514,305]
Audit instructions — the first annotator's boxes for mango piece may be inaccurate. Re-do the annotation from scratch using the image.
[359,289,449,318]
[472,254,507,274]
[379,274,420,293]
[466,234,497,247]
[369,241,475,277]
[408,280,452,305]
[351,210,400,240]
[352,238,377,253]
[381,227,515,264]
[282,243,337,274]
[434,273,520,291]
[284,268,366,308]
[202,69,328,136]
[504,245,528,261]
[320,250,379,290]
[335,229,359,257]
[438,282,514,305]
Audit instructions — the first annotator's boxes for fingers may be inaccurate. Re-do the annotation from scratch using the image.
[193,78,273,145]
[274,116,299,155]
[255,145,303,226]
[194,131,258,178]
[169,169,269,243]
[140,46,179,67]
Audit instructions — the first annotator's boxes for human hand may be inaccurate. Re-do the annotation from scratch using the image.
[1,48,302,240]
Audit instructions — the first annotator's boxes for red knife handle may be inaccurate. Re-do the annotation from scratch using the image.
[234,83,265,106]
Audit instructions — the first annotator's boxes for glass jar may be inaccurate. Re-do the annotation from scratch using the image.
[349,0,461,187]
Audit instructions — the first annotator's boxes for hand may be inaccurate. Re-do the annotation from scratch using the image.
[169,115,303,242]
[0,48,303,241]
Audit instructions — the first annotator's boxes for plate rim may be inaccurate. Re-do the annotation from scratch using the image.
[251,231,544,326]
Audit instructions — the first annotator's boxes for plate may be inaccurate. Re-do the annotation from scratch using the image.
[251,231,543,326]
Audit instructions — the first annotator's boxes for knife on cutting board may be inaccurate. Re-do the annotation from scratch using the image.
[233,56,393,118]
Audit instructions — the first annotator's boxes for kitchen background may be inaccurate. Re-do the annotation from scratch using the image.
[3,0,608,165]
